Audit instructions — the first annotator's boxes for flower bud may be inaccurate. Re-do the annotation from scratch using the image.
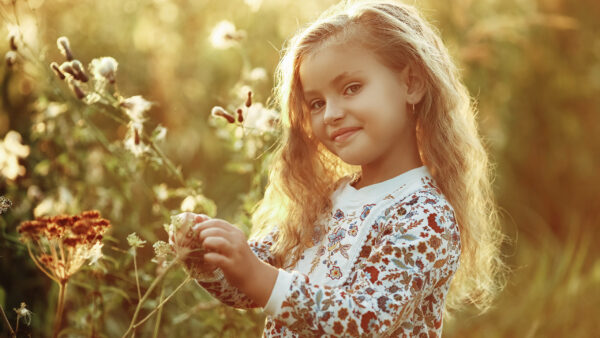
[71,60,89,82]
[5,51,17,67]
[245,91,252,108]
[90,57,118,84]
[236,108,244,123]
[67,77,86,99]
[9,34,18,51]
[211,106,235,123]
[59,61,77,78]
[57,36,73,61]
[50,62,65,80]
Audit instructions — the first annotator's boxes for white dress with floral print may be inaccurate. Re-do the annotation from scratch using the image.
[187,166,461,337]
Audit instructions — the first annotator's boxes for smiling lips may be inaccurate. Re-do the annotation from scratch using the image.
[330,127,361,142]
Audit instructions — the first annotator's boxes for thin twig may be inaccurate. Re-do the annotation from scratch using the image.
[134,276,192,330]
[0,305,16,338]
[132,250,142,301]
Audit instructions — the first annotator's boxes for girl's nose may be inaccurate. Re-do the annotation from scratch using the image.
[323,102,345,125]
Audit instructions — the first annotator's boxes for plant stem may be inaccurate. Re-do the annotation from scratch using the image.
[135,276,191,330]
[52,280,68,338]
[0,305,15,338]
[151,285,165,338]
[133,250,142,301]
[121,259,177,338]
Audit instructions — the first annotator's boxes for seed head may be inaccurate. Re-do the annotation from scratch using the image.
[57,36,73,61]
[127,232,146,248]
[211,106,235,123]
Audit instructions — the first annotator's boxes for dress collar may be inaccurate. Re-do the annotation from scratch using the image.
[335,165,433,204]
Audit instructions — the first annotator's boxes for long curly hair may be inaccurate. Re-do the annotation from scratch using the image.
[249,0,508,315]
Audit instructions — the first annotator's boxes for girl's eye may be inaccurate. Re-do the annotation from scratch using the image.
[310,100,325,111]
[344,83,362,95]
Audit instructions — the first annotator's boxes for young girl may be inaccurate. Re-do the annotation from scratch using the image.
[172,0,507,336]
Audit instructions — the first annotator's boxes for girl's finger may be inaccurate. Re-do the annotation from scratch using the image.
[202,237,232,255]
[194,214,210,223]
[197,227,230,243]
[203,252,232,269]
[192,219,232,233]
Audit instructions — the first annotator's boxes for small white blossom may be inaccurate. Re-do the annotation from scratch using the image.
[121,95,152,124]
[0,131,30,180]
[242,103,280,134]
[13,302,32,326]
[153,240,171,258]
[123,123,152,158]
[89,57,118,84]
[209,20,245,49]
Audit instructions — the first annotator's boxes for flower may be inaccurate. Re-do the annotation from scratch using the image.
[0,196,12,215]
[0,131,30,180]
[120,95,152,124]
[241,102,280,134]
[127,232,147,248]
[153,240,171,258]
[89,56,118,84]
[13,302,32,326]
[123,122,152,158]
[17,210,112,282]
[209,20,245,49]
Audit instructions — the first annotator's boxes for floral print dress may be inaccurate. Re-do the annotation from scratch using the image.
[188,166,461,337]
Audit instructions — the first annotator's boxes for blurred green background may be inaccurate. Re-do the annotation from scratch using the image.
[1,0,599,337]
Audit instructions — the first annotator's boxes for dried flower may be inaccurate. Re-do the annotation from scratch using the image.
[5,51,17,67]
[127,232,146,248]
[0,196,12,215]
[166,213,216,280]
[0,130,30,180]
[50,62,65,80]
[57,36,73,61]
[16,210,112,283]
[209,20,245,49]
[89,56,118,84]
[211,106,235,123]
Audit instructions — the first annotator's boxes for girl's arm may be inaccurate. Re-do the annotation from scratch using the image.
[182,223,280,309]
[262,191,461,336]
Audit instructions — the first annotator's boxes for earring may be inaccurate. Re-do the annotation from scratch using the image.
[412,103,416,114]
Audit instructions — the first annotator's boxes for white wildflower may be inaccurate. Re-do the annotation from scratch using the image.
[242,102,280,134]
[13,302,32,326]
[121,95,152,124]
[151,124,167,142]
[85,242,104,265]
[0,131,30,180]
[154,184,169,201]
[248,67,267,82]
[89,57,118,84]
[123,122,151,158]
[180,196,197,212]
[209,20,245,49]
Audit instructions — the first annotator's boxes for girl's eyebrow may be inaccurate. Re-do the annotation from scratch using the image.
[303,70,363,97]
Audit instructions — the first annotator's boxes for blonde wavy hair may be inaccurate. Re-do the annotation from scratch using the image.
[249,0,508,315]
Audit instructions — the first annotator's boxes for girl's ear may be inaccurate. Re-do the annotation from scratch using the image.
[402,64,427,105]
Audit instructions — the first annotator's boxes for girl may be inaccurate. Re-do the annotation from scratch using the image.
[171,0,507,336]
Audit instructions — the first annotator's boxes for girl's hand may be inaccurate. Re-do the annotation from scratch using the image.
[193,218,278,306]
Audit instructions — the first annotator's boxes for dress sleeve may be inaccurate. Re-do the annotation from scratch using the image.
[184,225,280,309]
[262,191,461,336]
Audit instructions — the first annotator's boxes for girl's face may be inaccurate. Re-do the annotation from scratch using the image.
[299,42,421,175]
